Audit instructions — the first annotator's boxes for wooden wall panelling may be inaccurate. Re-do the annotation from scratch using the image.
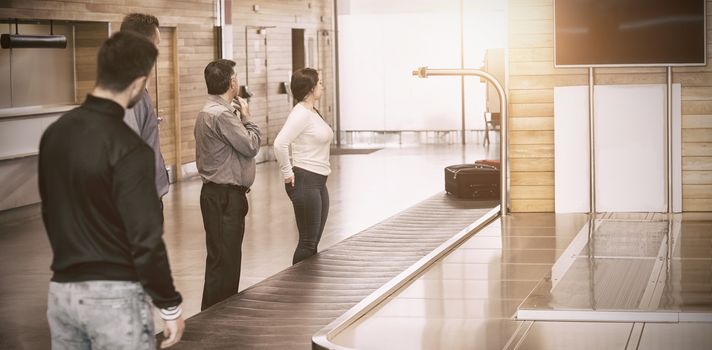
[682,87,712,100]
[510,33,552,49]
[510,103,553,117]
[677,0,712,211]
[232,0,334,147]
[511,185,554,200]
[2,0,218,173]
[264,27,293,144]
[510,158,554,172]
[509,117,553,130]
[510,144,554,159]
[74,22,109,104]
[508,0,569,212]
[682,115,712,128]
[508,0,712,212]
[675,72,712,86]
[144,27,177,169]
[512,200,554,212]
[245,27,269,144]
[175,22,216,165]
[684,171,712,184]
[511,171,554,186]
[319,29,336,127]
[509,89,554,104]
[683,199,712,211]
[682,143,712,157]
[172,27,182,181]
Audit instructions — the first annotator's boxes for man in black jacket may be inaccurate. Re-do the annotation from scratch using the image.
[38,31,184,349]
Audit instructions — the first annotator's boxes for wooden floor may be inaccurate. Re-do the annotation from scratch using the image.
[0,144,495,350]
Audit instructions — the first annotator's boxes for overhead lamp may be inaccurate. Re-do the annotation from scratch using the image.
[1,19,67,49]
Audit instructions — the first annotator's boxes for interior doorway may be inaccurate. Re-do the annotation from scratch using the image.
[245,27,269,143]
[292,28,305,72]
[292,28,326,114]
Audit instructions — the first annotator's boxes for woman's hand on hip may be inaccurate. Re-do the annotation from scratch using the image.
[285,176,295,186]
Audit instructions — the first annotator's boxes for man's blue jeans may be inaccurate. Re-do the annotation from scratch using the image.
[47,281,154,350]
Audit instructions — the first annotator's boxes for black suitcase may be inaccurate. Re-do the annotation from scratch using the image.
[444,164,500,199]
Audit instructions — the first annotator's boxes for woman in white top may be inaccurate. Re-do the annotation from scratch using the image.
[273,68,334,264]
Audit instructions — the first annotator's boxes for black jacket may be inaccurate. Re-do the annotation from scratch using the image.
[38,94,181,309]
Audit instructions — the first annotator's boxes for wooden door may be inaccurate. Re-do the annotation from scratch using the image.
[146,27,178,181]
[245,27,269,144]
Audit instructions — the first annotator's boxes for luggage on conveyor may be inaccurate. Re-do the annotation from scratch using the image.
[444,164,500,200]
[474,159,501,169]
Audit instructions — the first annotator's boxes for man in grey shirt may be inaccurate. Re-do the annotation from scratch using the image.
[121,13,170,199]
[195,59,261,310]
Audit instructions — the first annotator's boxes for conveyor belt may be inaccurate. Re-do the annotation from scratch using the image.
[170,194,497,349]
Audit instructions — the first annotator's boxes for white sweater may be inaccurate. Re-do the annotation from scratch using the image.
[273,103,334,179]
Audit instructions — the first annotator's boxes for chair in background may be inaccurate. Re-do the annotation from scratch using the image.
[483,111,501,145]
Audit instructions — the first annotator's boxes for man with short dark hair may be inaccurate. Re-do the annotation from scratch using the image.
[120,13,160,38]
[120,13,171,202]
[195,59,261,310]
[39,31,185,349]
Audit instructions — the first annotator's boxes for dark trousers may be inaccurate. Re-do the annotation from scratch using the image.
[285,167,329,264]
[199,182,249,310]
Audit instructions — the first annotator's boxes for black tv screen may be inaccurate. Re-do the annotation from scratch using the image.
[555,0,706,67]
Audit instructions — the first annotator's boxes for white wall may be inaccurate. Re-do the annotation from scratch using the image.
[554,84,682,213]
[0,108,66,211]
[337,0,507,131]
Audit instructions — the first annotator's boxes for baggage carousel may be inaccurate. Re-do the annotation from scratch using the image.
[167,194,498,349]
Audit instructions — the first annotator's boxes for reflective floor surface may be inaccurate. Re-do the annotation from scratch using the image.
[0,144,495,349]
[330,213,712,350]
[519,214,712,322]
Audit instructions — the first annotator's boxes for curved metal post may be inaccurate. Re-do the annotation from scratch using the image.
[412,67,509,216]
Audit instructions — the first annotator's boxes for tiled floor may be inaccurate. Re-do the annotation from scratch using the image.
[329,214,589,349]
[0,144,495,349]
[519,215,712,322]
[328,213,712,350]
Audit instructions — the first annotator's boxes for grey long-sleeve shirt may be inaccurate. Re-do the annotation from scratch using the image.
[194,95,262,187]
[123,90,170,197]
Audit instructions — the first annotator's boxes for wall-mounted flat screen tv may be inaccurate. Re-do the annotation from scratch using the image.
[555,0,706,67]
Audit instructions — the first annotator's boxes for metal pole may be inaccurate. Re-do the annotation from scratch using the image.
[244,27,249,86]
[588,67,596,215]
[413,67,509,216]
[587,217,596,310]
[666,66,673,213]
[264,32,269,144]
[333,0,342,146]
[459,0,466,145]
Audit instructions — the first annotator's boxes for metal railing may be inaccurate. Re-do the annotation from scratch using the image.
[412,67,509,216]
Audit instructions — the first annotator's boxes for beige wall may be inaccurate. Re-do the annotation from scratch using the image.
[508,0,712,212]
